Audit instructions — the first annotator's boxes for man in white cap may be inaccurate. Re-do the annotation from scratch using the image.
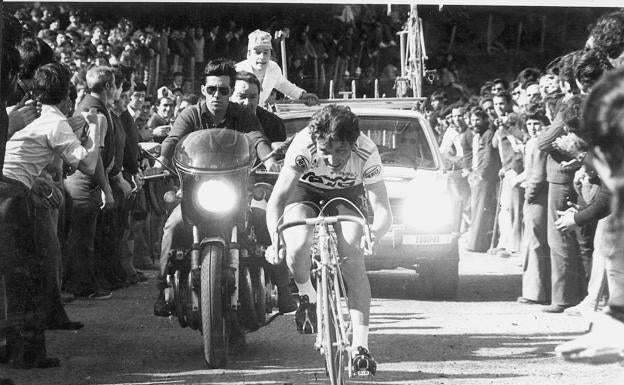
[236,29,319,107]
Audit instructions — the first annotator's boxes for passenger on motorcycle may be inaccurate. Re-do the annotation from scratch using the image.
[265,104,393,371]
[235,29,319,108]
[152,59,276,348]
[229,71,298,313]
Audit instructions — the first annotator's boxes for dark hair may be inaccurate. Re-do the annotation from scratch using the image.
[469,106,489,121]
[308,104,360,144]
[557,50,582,93]
[575,49,613,91]
[523,103,550,126]
[18,37,55,79]
[492,78,509,90]
[479,81,493,97]
[204,59,237,88]
[33,61,71,105]
[588,10,624,60]
[172,71,183,78]
[516,67,542,88]
[133,82,147,93]
[235,71,262,92]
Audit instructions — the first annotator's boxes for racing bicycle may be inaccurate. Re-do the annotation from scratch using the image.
[275,198,374,384]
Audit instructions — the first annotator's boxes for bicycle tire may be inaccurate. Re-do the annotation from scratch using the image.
[321,265,349,385]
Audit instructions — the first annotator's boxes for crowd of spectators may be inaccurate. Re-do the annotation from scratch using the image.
[2,1,624,375]
[428,8,624,361]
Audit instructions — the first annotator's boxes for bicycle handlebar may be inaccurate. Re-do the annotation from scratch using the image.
[276,214,373,256]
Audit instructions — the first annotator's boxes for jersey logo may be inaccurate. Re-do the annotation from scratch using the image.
[302,172,356,188]
[363,165,381,179]
[295,155,309,169]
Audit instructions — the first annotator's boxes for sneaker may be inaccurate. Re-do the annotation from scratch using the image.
[352,346,377,376]
[153,290,171,317]
[295,295,317,334]
[277,285,298,314]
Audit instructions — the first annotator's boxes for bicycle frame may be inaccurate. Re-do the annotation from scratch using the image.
[276,213,372,384]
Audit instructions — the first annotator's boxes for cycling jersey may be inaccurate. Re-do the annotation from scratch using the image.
[284,127,384,189]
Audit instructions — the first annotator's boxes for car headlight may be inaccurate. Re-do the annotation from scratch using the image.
[401,191,455,232]
[195,179,238,213]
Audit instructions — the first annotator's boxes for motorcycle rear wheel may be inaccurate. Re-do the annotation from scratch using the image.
[200,244,227,368]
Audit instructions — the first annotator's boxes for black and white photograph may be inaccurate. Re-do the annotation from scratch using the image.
[1,1,624,384]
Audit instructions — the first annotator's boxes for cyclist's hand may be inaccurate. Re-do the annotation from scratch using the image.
[264,244,285,265]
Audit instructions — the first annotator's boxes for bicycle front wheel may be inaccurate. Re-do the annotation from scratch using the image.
[320,265,349,385]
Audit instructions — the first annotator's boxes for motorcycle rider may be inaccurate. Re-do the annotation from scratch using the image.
[265,104,393,373]
[152,59,276,350]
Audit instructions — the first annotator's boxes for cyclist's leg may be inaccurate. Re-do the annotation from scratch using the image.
[333,204,370,352]
[282,202,317,298]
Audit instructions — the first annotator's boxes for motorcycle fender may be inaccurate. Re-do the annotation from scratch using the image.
[192,238,228,312]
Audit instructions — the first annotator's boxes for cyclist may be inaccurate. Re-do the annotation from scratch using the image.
[266,104,392,373]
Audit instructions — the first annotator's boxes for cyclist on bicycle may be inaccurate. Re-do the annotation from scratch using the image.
[266,104,392,372]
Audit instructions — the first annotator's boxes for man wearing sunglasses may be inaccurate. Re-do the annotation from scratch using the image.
[153,59,275,351]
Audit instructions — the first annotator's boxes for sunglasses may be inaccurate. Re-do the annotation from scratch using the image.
[205,86,230,96]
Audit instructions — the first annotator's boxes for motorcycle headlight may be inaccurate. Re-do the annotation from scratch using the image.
[195,179,238,213]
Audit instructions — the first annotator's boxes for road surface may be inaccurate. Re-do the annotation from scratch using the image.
[3,247,623,385]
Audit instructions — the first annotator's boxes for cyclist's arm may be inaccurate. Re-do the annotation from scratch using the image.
[366,180,393,240]
[266,165,303,239]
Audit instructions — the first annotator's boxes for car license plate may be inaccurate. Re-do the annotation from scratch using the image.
[402,234,453,245]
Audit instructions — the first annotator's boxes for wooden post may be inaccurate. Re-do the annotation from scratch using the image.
[329,80,335,99]
[351,79,357,98]
[540,15,546,53]
[374,79,379,98]
[447,24,457,53]
[515,22,523,56]
[487,14,493,54]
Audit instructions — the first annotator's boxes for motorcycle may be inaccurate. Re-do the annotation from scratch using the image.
[145,129,281,368]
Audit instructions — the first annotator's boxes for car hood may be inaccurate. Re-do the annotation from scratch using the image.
[382,165,445,200]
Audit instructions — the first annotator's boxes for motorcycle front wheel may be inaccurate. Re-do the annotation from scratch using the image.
[200,244,227,368]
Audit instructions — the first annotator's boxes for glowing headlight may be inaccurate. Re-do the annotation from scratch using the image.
[401,192,454,232]
[195,179,238,213]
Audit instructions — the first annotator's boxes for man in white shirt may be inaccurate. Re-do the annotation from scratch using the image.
[236,29,319,108]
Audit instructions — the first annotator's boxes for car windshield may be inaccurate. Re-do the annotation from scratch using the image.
[284,115,437,169]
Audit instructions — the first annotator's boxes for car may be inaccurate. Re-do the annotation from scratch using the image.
[275,100,463,299]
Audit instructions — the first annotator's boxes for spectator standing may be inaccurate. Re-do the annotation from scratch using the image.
[517,107,551,305]
[466,107,500,252]
[63,66,116,300]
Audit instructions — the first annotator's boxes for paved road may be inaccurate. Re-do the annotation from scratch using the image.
[3,249,623,385]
